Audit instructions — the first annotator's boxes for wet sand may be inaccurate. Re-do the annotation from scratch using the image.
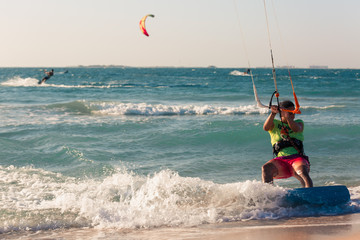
[4,213,360,240]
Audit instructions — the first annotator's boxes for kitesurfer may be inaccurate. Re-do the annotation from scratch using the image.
[262,100,313,188]
[39,69,54,84]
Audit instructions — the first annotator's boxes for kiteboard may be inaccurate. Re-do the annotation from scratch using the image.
[284,185,350,206]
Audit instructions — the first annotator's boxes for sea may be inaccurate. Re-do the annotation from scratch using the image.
[0,67,360,235]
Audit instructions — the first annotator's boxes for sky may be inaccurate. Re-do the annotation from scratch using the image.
[0,0,359,68]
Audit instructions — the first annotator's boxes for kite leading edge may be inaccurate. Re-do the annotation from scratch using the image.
[139,14,155,37]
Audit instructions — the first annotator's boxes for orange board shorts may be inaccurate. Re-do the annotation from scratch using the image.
[269,154,310,179]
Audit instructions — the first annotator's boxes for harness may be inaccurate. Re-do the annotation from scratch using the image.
[272,137,304,156]
[271,121,310,167]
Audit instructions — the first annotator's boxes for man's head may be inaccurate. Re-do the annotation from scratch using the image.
[280,100,295,110]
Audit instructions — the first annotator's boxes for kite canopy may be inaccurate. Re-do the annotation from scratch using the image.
[139,14,155,37]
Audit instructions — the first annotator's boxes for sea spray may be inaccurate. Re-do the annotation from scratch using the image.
[1,77,39,87]
[1,165,359,233]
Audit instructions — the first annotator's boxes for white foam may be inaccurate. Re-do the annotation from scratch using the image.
[0,166,287,232]
[2,165,359,233]
[90,102,268,116]
[0,77,111,88]
[43,83,112,89]
[301,105,345,110]
[1,77,39,86]
[0,100,269,128]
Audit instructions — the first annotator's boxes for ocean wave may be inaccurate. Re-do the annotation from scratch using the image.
[301,105,346,110]
[45,101,269,116]
[48,101,93,115]
[0,101,268,128]
[1,165,359,233]
[44,83,112,89]
[0,77,207,89]
[89,102,268,116]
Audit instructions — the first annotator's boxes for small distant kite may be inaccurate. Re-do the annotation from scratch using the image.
[139,14,155,37]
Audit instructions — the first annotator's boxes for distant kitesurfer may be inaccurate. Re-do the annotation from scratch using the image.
[262,100,313,188]
[246,68,250,74]
[39,69,54,84]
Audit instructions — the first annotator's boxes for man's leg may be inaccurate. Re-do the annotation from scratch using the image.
[262,162,278,184]
[293,164,313,188]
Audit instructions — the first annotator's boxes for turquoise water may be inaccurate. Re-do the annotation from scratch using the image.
[1,67,360,232]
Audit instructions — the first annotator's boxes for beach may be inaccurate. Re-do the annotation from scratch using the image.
[3,214,360,240]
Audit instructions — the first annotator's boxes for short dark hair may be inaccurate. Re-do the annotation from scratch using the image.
[280,100,294,109]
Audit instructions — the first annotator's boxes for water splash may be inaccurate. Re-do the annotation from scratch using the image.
[1,166,359,233]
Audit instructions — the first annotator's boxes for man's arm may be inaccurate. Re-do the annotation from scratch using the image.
[263,106,278,131]
[286,118,303,133]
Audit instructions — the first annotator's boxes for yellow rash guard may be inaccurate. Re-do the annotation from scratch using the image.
[268,119,304,157]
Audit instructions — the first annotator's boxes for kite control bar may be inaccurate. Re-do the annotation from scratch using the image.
[268,90,301,115]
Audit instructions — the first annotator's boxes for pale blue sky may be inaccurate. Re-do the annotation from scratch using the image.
[0,0,359,68]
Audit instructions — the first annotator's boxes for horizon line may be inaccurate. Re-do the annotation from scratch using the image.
[0,65,357,69]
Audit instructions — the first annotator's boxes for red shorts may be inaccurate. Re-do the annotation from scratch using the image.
[268,154,310,179]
